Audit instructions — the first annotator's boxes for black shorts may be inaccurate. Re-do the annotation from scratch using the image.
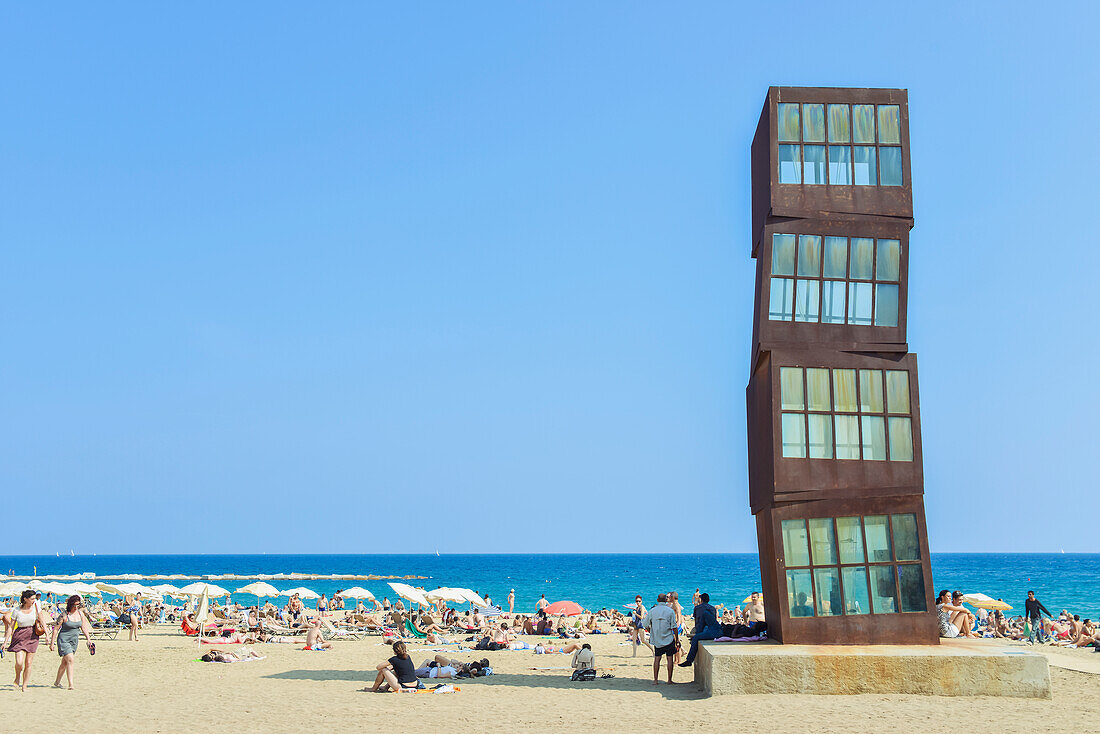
[654,642,677,658]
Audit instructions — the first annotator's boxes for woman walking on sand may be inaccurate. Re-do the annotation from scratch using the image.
[3,589,54,692]
[49,595,95,689]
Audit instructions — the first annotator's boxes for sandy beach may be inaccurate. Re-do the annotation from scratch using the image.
[4,626,1097,733]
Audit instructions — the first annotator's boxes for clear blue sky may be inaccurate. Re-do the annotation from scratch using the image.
[2,2,1097,554]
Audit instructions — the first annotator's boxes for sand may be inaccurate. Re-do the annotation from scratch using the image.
[4,627,1098,733]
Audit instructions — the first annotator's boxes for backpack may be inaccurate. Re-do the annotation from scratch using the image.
[570,668,596,681]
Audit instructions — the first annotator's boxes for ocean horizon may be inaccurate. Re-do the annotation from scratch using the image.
[4,552,1097,619]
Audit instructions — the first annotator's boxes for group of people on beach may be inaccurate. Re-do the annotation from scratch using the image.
[6,580,1098,694]
[935,589,1098,649]
[2,590,96,691]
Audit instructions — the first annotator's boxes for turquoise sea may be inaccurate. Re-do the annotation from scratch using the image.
[3,554,1097,619]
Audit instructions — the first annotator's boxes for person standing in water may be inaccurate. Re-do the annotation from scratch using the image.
[49,595,94,689]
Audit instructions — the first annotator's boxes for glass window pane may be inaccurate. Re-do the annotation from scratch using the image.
[803,145,826,185]
[849,238,874,279]
[808,414,833,459]
[891,514,921,561]
[875,284,899,327]
[832,369,857,412]
[853,104,875,143]
[778,103,800,142]
[794,280,820,323]
[803,104,825,142]
[808,518,838,565]
[780,367,804,410]
[814,568,842,616]
[888,417,914,462]
[898,565,927,612]
[864,515,893,562]
[841,566,870,615]
[853,146,877,185]
[786,569,815,617]
[828,104,850,143]
[771,233,796,275]
[782,413,806,458]
[876,239,900,281]
[861,415,886,460]
[797,235,821,276]
[859,369,884,413]
[886,370,910,413]
[769,277,794,320]
[828,146,851,184]
[877,105,901,144]
[869,565,899,614]
[823,236,847,278]
[781,519,811,566]
[880,147,903,186]
[779,144,801,183]
[834,415,860,460]
[836,517,865,564]
[848,282,873,325]
[821,281,846,324]
[806,368,831,412]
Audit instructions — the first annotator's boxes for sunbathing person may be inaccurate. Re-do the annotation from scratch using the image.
[200,647,265,663]
[414,654,460,679]
[534,641,587,654]
[365,641,420,693]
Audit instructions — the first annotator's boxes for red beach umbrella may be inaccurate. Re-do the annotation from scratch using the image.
[544,600,584,616]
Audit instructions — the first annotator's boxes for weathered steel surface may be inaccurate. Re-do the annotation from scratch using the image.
[745,86,934,645]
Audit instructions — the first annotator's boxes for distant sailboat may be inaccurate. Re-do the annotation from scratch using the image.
[70,549,75,556]
[56,552,59,557]
[435,549,440,557]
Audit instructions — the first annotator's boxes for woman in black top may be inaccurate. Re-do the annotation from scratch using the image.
[364,641,420,692]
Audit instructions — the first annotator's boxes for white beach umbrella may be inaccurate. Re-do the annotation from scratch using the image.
[95,582,127,596]
[149,584,186,598]
[236,582,280,598]
[71,582,102,596]
[179,582,230,598]
[337,586,375,600]
[426,587,467,603]
[0,581,28,596]
[281,587,320,600]
[388,582,431,607]
[455,588,489,607]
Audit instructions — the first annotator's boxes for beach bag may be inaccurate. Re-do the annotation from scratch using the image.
[32,601,46,637]
[119,613,132,626]
[570,669,596,681]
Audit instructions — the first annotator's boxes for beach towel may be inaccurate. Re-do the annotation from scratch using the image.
[404,620,427,638]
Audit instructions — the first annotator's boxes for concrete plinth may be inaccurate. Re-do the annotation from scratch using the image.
[696,638,1051,698]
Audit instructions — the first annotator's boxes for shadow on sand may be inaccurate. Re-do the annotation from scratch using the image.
[263,668,705,699]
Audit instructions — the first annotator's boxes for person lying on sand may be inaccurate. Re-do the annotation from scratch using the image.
[200,647,265,663]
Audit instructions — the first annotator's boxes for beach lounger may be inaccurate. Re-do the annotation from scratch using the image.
[320,618,361,641]
[263,620,307,636]
[404,620,427,639]
[89,623,120,640]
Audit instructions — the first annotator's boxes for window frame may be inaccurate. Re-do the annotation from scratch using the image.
[781,513,926,618]
[778,365,914,463]
[768,233,901,328]
[775,101,904,187]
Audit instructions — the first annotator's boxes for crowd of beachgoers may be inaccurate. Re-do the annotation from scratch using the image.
[3,583,1097,694]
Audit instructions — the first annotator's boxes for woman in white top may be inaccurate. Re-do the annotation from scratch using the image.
[3,589,54,692]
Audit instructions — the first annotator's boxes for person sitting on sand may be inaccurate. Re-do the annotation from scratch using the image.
[200,647,265,663]
[492,622,512,648]
[571,643,595,671]
[304,617,333,650]
[365,641,420,693]
[936,590,975,638]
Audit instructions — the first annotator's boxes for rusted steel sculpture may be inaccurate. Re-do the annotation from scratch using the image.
[747,87,937,644]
